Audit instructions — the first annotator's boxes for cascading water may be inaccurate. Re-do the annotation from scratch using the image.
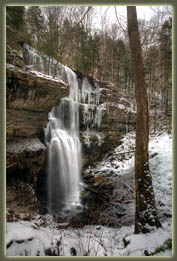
[45,67,82,216]
[22,44,105,215]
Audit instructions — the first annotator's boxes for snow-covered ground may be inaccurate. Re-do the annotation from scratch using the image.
[6,131,172,256]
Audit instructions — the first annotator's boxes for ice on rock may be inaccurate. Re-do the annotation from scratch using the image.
[80,77,105,130]
[23,44,106,133]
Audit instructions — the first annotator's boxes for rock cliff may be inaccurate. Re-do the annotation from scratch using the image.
[6,44,136,214]
[6,46,69,213]
[7,65,69,141]
[80,82,136,166]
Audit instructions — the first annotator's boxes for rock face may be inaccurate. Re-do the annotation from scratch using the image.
[6,138,47,214]
[73,70,136,167]
[6,44,25,69]
[6,44,136,215]
[7,138,46,183]
[6,66,69,141]
[80,83,136,167]
[6,46,69,213]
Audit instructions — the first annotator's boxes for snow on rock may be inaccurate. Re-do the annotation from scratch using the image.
[81,130,105,148]
[29,70,67,86]
[6,221,106,256]
[117,103,136,114]
[6,62,67,87]
[95,131,136,177]
[121,222,172,256]
[6,221,172,256]
[6,138,46,154]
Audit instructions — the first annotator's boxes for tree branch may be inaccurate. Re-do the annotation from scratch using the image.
[76,6,92,27]
[114,6,126,35]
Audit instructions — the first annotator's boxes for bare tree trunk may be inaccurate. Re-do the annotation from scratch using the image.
[127,6,161,233]
[153,92,157,134]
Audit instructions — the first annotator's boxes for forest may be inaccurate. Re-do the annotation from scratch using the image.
[5,5,172,257]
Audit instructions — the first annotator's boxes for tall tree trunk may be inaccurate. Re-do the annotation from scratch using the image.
[127,6,161,233]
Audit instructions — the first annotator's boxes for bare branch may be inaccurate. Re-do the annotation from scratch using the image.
[76,6,92,27]
[114,6,126,34]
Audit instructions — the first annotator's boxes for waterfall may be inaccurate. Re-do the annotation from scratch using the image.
[22,44,105,215]
[44,68,81,216]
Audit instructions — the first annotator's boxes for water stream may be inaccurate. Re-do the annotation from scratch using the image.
[45,98,81,214]
[44,70,81,216]
[22,44,105,216]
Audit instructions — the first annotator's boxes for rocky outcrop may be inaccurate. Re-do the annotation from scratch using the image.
[6,44,24,69]
[80,89,136,167]
[6,46,69,213]
[7,65,69,141]
[70,164,135,228]
[73,70,136,167]
[7,138,46,183]
[6,138,47,214]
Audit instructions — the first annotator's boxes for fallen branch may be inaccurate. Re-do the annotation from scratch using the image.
[6,162,17,168]
[116,150,135,155]
[122,182,134,193]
